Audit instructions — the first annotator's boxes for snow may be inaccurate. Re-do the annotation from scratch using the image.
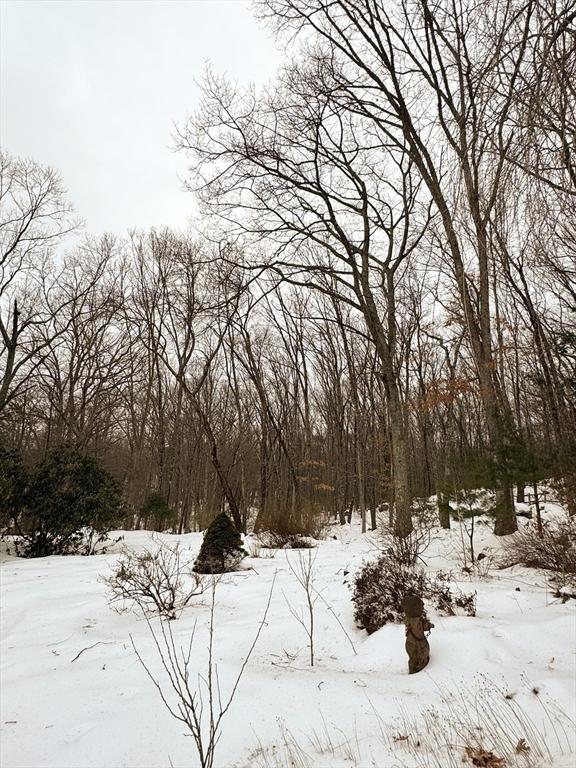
[1,506,575,768]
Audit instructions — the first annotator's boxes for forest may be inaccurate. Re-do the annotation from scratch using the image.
[1,0,575,541]
[1,2,575,767]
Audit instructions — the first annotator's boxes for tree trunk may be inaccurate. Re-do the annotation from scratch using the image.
[438,492,451,530]
[388,395,412,538]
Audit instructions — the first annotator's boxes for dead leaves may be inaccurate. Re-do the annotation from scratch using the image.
[463,738,530,765]
[464,746,505,767]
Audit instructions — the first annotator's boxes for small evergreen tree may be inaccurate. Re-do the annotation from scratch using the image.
[193,512,246,574]
[15,444,122,557]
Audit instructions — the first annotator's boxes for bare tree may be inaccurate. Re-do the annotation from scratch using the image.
[180,56,436,536]
[0,151,78,414]
[284,549,318,666]
[250,0,534,534]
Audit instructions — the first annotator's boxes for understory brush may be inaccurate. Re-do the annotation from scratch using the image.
[104,538,207,619]
[255,506,329,548]
[385,676,575,768]
[379,499,436,566]
[500,517,576,595]
[257,531,317,549]
[500,517,576,573]
[353,552,476,634]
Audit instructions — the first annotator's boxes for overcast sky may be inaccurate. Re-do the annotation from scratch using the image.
[0,0,281,234]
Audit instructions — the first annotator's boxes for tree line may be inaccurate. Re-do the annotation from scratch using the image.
[1,0,574,538]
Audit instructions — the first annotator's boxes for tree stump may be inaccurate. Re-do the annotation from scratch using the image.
[403,595,433,674]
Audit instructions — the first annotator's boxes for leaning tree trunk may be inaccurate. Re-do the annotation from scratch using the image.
[191,398,243,532]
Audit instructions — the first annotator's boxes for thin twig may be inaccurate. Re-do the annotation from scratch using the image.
[71,641,114,663]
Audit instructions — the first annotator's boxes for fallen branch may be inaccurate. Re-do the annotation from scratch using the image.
[71,641,114,663]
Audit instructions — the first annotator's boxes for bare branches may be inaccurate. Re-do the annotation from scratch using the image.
[284,549,318,666]
[131,574,276,768]
[104,538,208,620]
[0,151,79,414]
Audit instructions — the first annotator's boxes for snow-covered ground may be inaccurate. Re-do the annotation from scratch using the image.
[1,506,575,768]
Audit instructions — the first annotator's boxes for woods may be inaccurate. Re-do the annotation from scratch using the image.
[1,3,576,768]
[1,0,575,540]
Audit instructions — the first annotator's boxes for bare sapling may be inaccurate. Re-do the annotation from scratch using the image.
[379,499,435,566]
[453,489,488,572]
[457,512,475,572]
[131,575,276,768]
[284,550,318,666]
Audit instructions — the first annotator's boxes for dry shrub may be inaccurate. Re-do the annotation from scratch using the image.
[380,524,432,567]
[473,552,495,579]
[257,505,329,542]
[250,678,573,768]
[352,554,476,634]
[249,719,313,768]
[386,676,574,768]
[379,499,437,566]
[500,517,576,575]
[257,531,317,549]
[250,716,361,768]
[246,540,277,558]
[104,537,207,619]
[246,539,262,558]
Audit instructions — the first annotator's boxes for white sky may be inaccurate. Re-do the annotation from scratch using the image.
[0,0,282,234]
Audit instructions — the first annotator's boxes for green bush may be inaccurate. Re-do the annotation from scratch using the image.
[15,444,122,557]
[0,444,27,531]
[140,491,177,531]
[193,512,247,574]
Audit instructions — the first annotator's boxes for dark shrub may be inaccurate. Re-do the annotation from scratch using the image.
[431,569,477,617]
[257,531,316,549]
[193,512,247,574]
[140,492,177,532]
[15,444,122,557]
[352,553,476,634]
[353,553,429,633]
[0,444,27,531]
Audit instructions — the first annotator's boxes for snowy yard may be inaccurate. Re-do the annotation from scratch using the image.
[3,0,575,765]
[2,509,575,768]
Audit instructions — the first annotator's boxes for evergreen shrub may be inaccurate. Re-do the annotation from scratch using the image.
[14,444,121,557]
[193,512,247,574]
